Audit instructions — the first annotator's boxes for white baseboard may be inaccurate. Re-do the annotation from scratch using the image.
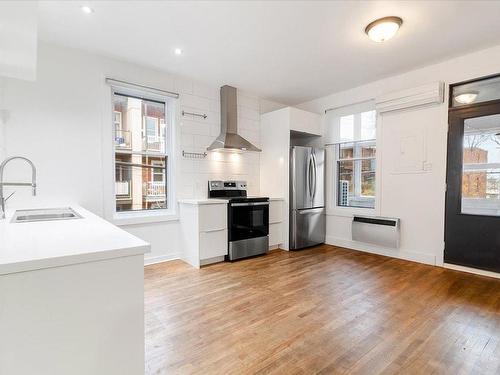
[200,256,225,266]
[144,253,181,266]
[326,235,436,266]
[443,263,500,280]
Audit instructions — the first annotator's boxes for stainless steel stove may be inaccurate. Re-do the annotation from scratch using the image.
[208,180,269,261]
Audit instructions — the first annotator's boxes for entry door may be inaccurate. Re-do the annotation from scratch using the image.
[445,101,500,272]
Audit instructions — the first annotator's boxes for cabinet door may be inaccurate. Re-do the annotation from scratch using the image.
[269,200,283,224]
[199,204,227,232]
[199,230,228,260]
[289,107,321,136]
[269,223,283,246]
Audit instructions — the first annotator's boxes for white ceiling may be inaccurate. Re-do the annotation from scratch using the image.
[37,1,500,105]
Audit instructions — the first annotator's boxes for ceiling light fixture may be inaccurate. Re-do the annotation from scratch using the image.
[365,16,403,42]
[454,91,479,105]
[174,48,183,56]
[81,6,94,14]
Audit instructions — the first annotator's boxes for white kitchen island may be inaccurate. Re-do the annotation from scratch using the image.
[0,205,150,375]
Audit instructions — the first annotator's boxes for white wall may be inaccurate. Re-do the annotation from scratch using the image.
[298,43,500,266]
[0,79,6,160]
[0,1,38,81]
[1,42,268,264]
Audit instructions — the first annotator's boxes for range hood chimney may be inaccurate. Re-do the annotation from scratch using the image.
[207,85,261,152]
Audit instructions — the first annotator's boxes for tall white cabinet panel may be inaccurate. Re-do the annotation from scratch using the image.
[268,199,285,247]
[260,107,322,250]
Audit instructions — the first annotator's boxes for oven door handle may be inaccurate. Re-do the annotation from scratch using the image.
[230,202,269,207]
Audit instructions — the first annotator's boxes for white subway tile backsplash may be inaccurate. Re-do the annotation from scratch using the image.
[238,117,259,131]
[181,133,194,147]
[174,77,194,95]
[181,119,210,136]
[194,135,215,149]
[208,98,220,112]
[193,82,219,99]
[238,93,260,110]
[175,81,264,200]
[238,106,260,121]
[181,94,211,111]
[210,123,220,136]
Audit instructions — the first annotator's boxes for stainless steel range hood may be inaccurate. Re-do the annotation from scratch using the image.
[207,85,261,152]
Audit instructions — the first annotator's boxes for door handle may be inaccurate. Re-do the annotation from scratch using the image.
[308,154,314,199]
[312,153,317,200]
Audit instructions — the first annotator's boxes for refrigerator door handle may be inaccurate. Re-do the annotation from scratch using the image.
[308,153,314,199]
[312,152,317,200]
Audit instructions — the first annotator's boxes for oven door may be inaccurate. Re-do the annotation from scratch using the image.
[229,202,269,242]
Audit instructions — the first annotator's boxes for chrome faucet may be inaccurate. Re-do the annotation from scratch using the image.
[0,156,37,219]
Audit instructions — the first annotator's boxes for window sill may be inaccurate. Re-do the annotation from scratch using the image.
[112,209,179,226]
[327,206,377,218]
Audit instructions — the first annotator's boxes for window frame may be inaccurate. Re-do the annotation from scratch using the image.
[104,82,178,225]
[325,102,381,217]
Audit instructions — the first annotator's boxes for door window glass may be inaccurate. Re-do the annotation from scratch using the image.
[461,114,500,216]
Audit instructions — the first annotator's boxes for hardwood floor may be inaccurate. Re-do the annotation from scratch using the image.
[144,245,500,375]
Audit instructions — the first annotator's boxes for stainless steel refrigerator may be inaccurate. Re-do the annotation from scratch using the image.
[289,146,326,250]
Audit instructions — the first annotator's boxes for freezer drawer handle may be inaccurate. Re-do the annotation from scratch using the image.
[298,208,324,214]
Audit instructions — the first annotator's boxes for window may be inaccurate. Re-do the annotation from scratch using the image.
[333,109,377,209]
[112,92,169,213]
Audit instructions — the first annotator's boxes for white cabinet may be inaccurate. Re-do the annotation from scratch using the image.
[289,107,322,136]
[179,201,228,268]
[268,200,285,247]
[199,204,227,232]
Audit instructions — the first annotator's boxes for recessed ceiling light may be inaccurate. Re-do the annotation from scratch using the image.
[365,16,403,42]
[174,48,183,56]
[454,91,479,105]
[81,6,94,14]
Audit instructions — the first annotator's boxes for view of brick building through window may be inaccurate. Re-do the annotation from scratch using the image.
[113,93,167,212]
[462,147,488,198]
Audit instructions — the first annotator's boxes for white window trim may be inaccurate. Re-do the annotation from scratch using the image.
[114,111,122,130]
[325,102,381,217]
[102,80,179,226]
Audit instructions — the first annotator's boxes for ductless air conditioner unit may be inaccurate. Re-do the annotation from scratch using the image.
[352,216,400,248]
[375,81,444,113]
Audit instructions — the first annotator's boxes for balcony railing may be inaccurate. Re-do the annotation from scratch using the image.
[143,181,166,197]
[115,180,131,198]
[115,130,131,149]
[143,135,165,153]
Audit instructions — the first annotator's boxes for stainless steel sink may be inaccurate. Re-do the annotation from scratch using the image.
[11,207,82,223]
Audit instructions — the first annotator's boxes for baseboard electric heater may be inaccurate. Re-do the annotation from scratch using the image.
[352,216,400,248]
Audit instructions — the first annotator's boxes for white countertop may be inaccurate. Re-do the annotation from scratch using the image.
[0,205,150,276]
